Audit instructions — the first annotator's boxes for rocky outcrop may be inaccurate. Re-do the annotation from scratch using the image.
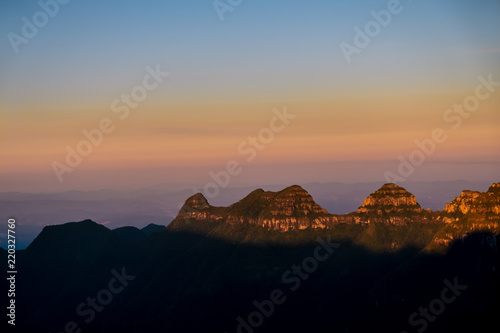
[355,183,430,225]
[428,183,500,250]
[170,182,500,232]
[444,183,500,215]
[167,181,500,254]
[255,185,339,230]
[261,185,329,217]
[170,183,437,231]
[171,185,352,231]
[357,183,423,215]
[168,180,500,256]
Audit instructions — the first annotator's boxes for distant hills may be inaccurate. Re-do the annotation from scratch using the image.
[4,182,499,332]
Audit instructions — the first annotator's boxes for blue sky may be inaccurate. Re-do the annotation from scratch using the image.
[2,0,499,102]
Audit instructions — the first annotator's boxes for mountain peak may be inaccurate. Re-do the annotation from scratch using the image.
[372,183,411,195]
[170,185,332,231]
[167,183,500,231]
[26,219,117,262]
[445,182,500,215]
[488,182,500,194]
[281,184,308,193]
[141,223,166,236]
[357,183,423,215]
[263,185,329,218]
[172,193,212,225]
[379,183,402,190]
[183,193,210,210]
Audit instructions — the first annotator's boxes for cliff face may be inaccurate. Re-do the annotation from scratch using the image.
[428,183,500,249]
[169,182,500,252]
[170,183,436,231]
[255,185,343,230]
[171,185,347,231]
[444,183,500,215]
[355,183,428,225]
[357,183,423,214]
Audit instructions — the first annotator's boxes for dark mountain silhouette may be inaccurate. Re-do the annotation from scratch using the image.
[4,182,499,332]
[141,223,166,236]
[112,226,147,241]
[112,224,166,241]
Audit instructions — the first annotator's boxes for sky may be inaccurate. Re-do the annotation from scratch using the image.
[1,0,499,193]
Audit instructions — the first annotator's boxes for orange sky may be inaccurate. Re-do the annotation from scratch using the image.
[1,90,499,192]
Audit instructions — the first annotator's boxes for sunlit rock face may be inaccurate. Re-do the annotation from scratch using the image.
[171,183,429,230]
[444,183,500,215]
[262,185,329,217]
[170,182,500,231]
[357,183,423,215]
[354,183,428,225]
[428,183,500,250]
[170,185,345,231]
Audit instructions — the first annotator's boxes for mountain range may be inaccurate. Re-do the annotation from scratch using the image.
[171,182,500,249]
[3,182,499,332]
[1,180,493,249]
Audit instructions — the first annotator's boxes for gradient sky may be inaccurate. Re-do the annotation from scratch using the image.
[1,0,499,192]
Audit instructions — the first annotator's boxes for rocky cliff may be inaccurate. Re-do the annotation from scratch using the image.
[170,183,444,231]
[357,183,423,214]
[355,183,430,225]
[428,183,500,249]
[171,185,351,231]
[444,183,500,215]
[170,182,500,233]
